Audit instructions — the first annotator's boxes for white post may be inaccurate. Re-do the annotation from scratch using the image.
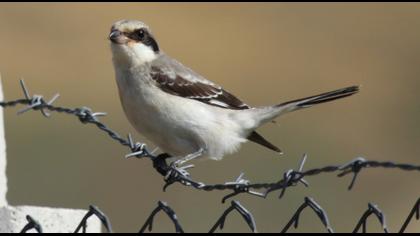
[0,79,102,233]
[0,77,7,207]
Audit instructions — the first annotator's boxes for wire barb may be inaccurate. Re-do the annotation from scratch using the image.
[2,79,420,232]
[2,80,420,200]
[281,197,333,233]
[139,201,184,233]
[125,133,149,159]
[74,205,113,233]
[74,106,107,124]
[20,215,43,233]
[265,154,309,199]
[209,200,257,233]
[338,157,367,190]
[17,79,60,117]
[222,173,266,203]
[353,203,388,233]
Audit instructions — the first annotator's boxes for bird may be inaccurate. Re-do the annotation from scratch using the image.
[109,19,359,163]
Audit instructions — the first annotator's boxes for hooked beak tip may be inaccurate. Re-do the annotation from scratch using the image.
[109,30,123,44]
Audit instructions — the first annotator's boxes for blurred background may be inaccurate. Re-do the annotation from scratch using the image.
[0,3,419,233]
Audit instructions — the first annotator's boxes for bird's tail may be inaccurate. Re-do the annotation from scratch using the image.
[245,86,360,127]
[235,86,359,154]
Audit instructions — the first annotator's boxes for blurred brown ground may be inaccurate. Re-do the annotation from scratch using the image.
[0,3,419,233]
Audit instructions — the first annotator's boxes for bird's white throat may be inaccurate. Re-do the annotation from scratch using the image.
[131,43,157,64]
[111,42,157,67]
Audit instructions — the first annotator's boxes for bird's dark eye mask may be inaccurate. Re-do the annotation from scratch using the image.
[125,29,160,53]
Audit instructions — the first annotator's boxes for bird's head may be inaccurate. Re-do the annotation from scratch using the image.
[109,20,160,67]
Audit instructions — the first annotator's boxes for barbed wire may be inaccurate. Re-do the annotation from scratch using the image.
[280,196,333,233]
[139,201,184,233]
[353,202,388,233]
[20,215,43,233]
[1,80,419,232]
[209,200,257,233]
[74,205,113,233]
[19,197,420,233]
[1,80,420,203]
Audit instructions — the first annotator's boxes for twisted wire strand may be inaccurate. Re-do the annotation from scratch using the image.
[4,80,419,233]
[1,82,420,201]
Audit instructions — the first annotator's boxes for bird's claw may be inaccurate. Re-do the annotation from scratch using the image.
[165,162,195,180]
[165,148,204,177]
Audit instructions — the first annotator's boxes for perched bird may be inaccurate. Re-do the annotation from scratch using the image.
[109,19,359,162]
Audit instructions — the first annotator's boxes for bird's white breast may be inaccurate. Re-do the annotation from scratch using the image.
[113,65,247,160]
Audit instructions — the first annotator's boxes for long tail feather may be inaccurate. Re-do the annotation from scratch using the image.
[243,85,360,126]
[240,86,359,153]
[277,85,360,110]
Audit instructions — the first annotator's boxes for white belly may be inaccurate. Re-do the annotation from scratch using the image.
[115,70,247,160]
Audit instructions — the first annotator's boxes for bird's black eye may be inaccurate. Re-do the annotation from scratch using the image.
[136,29,145,40]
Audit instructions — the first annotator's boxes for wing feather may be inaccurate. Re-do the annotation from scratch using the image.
[150,56,249,110]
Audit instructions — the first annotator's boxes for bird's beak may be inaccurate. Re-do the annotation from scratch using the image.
[109,30,126,44]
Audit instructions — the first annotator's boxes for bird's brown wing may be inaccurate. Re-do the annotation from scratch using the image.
[149,56,281,153]
[150,65,250,110]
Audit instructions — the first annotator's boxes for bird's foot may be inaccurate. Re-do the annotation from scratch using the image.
[164,148,205,182]
[165,164,195,181]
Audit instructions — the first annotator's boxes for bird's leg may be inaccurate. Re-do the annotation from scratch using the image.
[152,149,204,180]
[170,148,205,168]
[153,148,206,185]
[160,148,205,184]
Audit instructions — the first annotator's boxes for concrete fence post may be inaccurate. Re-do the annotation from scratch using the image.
[0,78,7,208]
[0,79,102,233]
